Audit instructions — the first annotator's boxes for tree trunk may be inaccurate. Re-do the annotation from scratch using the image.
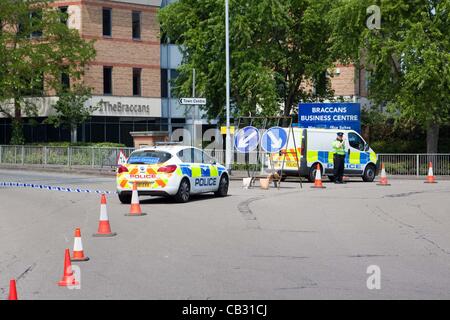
[71,125,78,143]
[426,122,439,154]
[10,99,25,145]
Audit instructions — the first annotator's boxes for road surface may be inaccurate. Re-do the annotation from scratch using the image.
[0,169,449,299]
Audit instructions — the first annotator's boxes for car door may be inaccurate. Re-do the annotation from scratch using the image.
[192,148,218,193]
[177,147,198,193]
[201,151,220,192]
[345,132,365,175]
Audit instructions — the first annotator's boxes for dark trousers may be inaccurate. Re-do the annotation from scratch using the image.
[333,154,345,182]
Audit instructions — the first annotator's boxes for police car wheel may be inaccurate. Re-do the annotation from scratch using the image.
[214,175,229,197]
[363,164,376,182]
[174,178,191,203]
[118,193,132,204]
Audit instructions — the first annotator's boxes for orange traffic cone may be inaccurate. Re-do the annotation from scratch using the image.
[377,163,391,186]
[93,194,117,237]
[71,228,89,261]
[58,249,79,287]
[311,164,326,189]
[125,181,147,216]
[8,279,18,300]
[425,162,437,184]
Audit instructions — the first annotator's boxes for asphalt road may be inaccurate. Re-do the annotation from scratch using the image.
[0,169,449,299]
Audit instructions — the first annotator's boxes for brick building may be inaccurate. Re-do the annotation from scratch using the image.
[1,0,163,146]
[328,64,369,105]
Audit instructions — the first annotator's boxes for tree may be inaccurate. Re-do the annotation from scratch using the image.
[158,0,336,123]
[0,0,95,144]
[329,0,450,153]
[45,85,99,143]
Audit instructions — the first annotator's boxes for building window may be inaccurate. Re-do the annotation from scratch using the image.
[132,11,141,39]
[59,7,69,26]
[18,11,43,38]
[102,8,112,37]
[103,66,112,95]
[161,69,168,98]
[61,72,70,90]
[133,68,142,96]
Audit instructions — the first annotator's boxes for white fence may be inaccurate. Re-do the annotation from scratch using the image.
[378,154,450,176]
[0,146,449,176]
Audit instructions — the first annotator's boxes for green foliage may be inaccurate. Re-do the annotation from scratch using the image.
[0,0,96,143]
[10,119,25,145]
[44,85,98,130]
[329,0,450,152]
[159,0,336,122]
[28,142,126,147]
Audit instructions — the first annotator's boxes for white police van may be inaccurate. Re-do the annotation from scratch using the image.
[268,128,378,182]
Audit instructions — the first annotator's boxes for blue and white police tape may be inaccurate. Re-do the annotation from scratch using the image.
[0,182,115,194]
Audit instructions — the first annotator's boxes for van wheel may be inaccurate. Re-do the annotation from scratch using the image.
[328,176,336,182]
[174,178,191,203]
[363,164,376,182]
[214,175,229,197]
[118,193,131,204]
[308,164,321,182]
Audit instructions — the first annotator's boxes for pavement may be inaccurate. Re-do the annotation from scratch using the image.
[0,169,449,299]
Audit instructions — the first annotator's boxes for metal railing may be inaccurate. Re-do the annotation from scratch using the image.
[0,146,449,176]
[378,153,450,176]
[0,145,135,168]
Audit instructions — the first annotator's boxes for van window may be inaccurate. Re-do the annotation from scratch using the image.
[128,151,172,164]
[348,132,365,151]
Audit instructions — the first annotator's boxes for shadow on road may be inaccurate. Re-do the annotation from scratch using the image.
[137,193,227,204]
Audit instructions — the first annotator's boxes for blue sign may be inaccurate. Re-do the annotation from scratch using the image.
[298,103,361,132]
[260,127,288,153]
[234,126,260,153]
[128,157,160,164]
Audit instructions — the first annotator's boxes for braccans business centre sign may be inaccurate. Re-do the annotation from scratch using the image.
[298,102,361,133]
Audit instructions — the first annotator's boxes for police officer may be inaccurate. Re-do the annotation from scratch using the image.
[332,132,346,184]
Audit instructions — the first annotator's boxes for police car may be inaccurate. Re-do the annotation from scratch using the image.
[116,144,229,203]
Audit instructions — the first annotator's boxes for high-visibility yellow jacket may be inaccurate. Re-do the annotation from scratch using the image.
[332,140,346,155]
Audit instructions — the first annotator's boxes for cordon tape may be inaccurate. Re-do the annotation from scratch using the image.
[0,182,115,194]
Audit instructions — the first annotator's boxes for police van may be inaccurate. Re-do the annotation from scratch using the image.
[116,145,229,203]
[268,128,378,182]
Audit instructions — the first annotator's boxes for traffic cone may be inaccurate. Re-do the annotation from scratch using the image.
[125,182,147,216]
[8,279,18,300]
[377,163,391,186]
[58,249,79,287]
[71,228,89,261]
[93,194,117,237]
[425,162,437,184]
[311,164,326,189]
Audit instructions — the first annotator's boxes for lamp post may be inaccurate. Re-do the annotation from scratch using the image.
[225,0,232,170]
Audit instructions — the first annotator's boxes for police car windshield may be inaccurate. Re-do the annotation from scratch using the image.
[128,151,172,165]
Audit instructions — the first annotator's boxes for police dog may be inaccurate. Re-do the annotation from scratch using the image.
[267,172,280,187]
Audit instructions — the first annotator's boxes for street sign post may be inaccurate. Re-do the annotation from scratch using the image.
[260,127,288,153]
[179,98,207,105]
[234,126,260,153]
